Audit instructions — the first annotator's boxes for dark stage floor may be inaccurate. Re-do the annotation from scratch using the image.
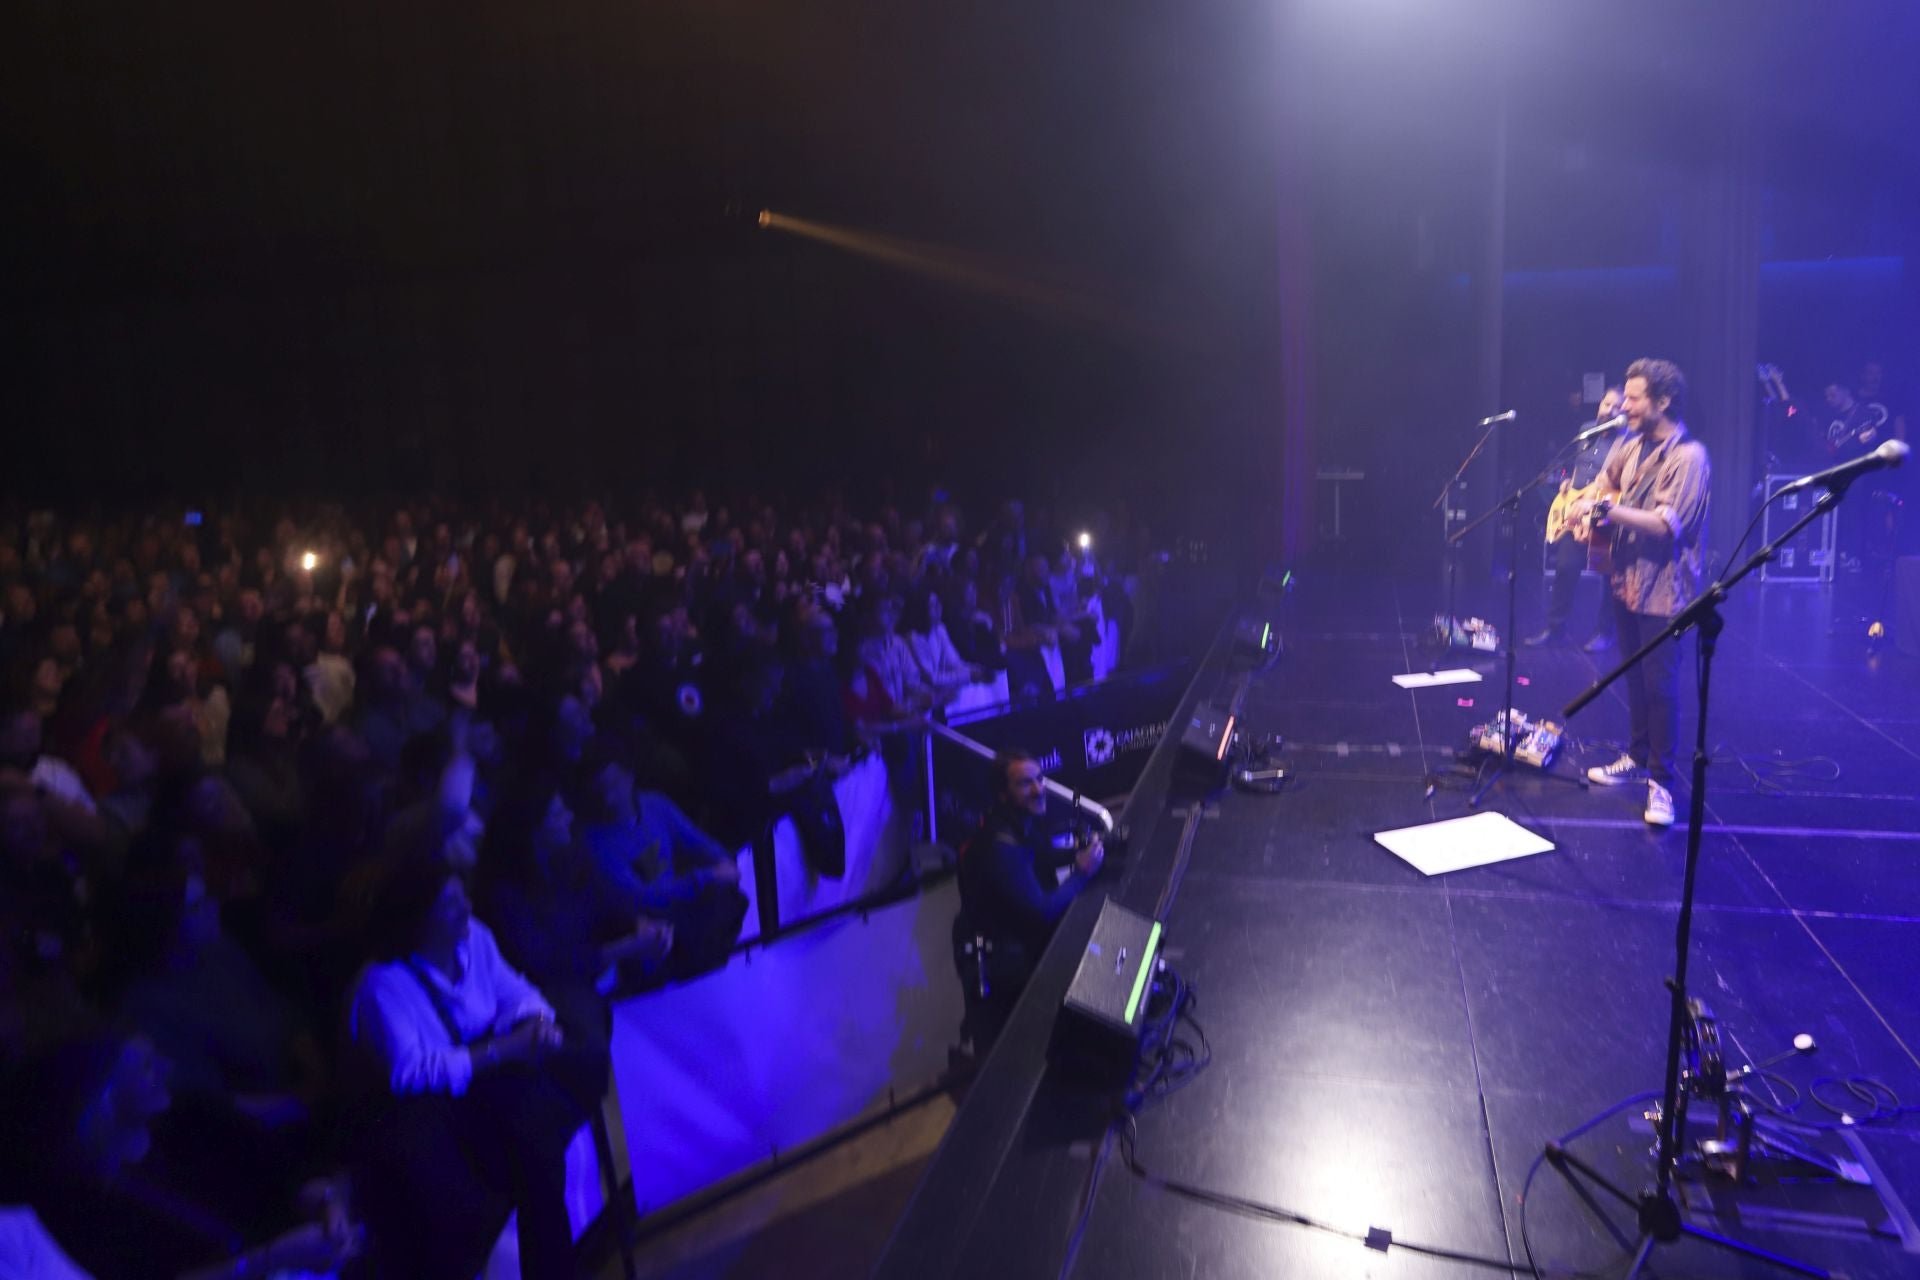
[1074,571,1920,1279]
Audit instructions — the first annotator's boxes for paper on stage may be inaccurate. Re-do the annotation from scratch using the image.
[1391,669,1482,689]
[1373,811,1554,876]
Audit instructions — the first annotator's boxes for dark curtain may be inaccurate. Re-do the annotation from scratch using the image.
[1268,1,1315,564]
[2,0,1282,511]
[1674,32,1764,572]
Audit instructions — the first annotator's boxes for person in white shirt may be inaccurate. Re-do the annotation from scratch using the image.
[0,705,109,861]
[853,594,933,710]
[902,586,984,697]
[300,610,357,726]
[0,1206,92,1280]
[1,703,96,814]
[347,853,587,1280]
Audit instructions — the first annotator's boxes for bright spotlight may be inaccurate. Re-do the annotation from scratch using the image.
[1077,532,1092,551]
[300,551,319,572]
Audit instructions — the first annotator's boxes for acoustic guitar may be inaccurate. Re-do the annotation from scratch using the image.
[1584,496,1619,577]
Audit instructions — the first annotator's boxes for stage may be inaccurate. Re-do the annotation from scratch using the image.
[881,571,1920,1280]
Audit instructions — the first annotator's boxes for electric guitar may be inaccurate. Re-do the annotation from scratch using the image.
[1545,479,1622,575]
[1826,402,1887,454]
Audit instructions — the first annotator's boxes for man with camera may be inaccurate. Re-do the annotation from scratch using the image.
[955,750,1104,1047]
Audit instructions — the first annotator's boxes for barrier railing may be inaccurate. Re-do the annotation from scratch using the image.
[572,666,1184,1270]
[731,734,925,943]
[925,720,1114,842]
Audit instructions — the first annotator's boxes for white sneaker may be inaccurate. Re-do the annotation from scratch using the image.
[1587,753,1643,787]
[1645,780,1675,827]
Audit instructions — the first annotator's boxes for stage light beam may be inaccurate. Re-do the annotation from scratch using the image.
[754,209,1193,350]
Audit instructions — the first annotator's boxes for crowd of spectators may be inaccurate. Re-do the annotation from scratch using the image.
[0,488,1150,1278]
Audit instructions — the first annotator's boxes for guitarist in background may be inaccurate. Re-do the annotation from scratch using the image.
[1855,361,1908,447]
[1572,358,1712,828]
[1823,381,1886,458]
[1856,361,1912,558]
[1825,370,1905,568]
[1528,385,1624,651]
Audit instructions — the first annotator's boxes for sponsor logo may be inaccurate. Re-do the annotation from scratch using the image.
[1082,720,1168,769]
[1084,727,1117,767]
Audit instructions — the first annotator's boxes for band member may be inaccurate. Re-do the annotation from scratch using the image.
[1855,362,1911,558]
[1823,382,1886,458]
[1825,373,1906,567]
[1854,361,1908,446]
[1573,358,1711,827]
[955,750,1103,1047]
[1528,386,1624,652]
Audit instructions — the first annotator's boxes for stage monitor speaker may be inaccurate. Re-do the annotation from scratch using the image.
[1173,701,1237,790]
[1256,566,1293,607]
[1175,702,1236,759]
[1233,616,1281,663]
[1052,896,1163,1088]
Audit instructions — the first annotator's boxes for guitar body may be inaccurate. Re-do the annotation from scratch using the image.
[1544,480,1578,545]
[1827,403,1887,455]
[1587,512,1617,577]
[1546,479,1620,546]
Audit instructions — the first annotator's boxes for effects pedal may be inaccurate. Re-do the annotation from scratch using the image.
[1468,709,1562,769]
[1434,614,1500,653]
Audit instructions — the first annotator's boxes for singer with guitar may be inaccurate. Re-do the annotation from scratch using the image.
[1568,358,1712,828]
[1529,385,1624,651]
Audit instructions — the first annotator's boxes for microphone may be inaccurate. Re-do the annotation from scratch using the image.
[1778,439,1909,494]
[1573,413,1627,443]
[1478,410,1517,427]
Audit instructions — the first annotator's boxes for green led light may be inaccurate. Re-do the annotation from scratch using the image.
[1124,921,1163,1026]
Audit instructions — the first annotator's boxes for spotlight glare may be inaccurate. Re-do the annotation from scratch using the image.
[1077,532,1092,551]
[300,551,319,572]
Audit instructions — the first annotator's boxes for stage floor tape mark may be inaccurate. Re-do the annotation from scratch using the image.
[1539,815,1920,843]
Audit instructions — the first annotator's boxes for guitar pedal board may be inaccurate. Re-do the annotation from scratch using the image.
[1433,614,1500,653]
[1468,709,1563,769]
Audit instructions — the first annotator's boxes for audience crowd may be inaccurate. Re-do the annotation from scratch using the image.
[0,488,1149,1279]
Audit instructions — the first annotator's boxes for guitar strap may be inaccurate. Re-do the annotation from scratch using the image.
[1622,430,1681,509]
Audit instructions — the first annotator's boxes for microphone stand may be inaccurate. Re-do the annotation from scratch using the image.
[1542,482,1855,1280]
[1430,417,1506,670]
[1445,428,1592,806]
